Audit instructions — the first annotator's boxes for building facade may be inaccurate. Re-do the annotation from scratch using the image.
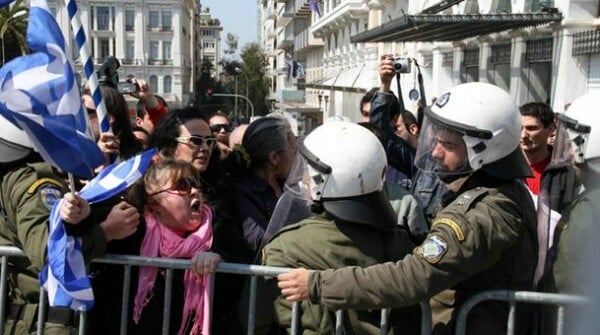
[196,6,223,83]
[48,0,200,109]
[259,0,600,127]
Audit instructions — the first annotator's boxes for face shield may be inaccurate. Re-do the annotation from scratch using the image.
[261,151,312,247]
[415,111,472,179]
[553,113,591,166]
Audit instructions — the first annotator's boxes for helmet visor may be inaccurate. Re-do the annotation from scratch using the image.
[415,112,472,177]
[261,152,312,246]
[554,113,591,165]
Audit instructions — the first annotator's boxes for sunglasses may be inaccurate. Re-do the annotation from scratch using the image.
[150,177,201,196]
[210,124,233,133]
[175,135,217,149]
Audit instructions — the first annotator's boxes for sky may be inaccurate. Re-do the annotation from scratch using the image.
[201,0,259,59]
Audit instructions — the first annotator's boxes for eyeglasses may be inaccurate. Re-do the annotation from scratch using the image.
[175,135,217,149]
[210,124,233,133]
[150,177,201,196]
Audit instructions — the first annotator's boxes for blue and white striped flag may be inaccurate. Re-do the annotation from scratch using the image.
[40,148,157,311]
[0,0,104,179]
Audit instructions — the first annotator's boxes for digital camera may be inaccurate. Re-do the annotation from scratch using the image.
[393,57,412,74]
[97,56,139,94]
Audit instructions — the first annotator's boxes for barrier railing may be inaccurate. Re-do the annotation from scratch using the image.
[0,245,434,335]
[455,290,590,335]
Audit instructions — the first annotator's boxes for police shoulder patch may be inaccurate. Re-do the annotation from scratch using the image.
[416,235,448,264]
[432,217,465,242]
[38,185,63,211]
[27,177,63,194]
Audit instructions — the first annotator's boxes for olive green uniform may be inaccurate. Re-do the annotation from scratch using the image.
[308,172,538,335]
[552,187,600,333]
[0,162,107,335]
[264,214,419,334]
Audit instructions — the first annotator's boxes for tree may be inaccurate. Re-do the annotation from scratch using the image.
[193,56,224,114]
[0,0,28,65]
[238,43,270,118]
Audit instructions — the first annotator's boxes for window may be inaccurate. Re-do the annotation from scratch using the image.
[162,11,172,31]
[150,41,159,59]
[162,41,171,60]
[149,75,158,93]
[99,39,110,61]
[163,76,172,93]
[126,40,134,60]
[125,10,135,31]
[203,42,215,49]
[202,30,214,36]
[97,6,109,30]
[149,11,159,28]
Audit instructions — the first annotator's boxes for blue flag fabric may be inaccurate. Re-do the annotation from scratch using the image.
[40,148,157,311]
[310,0,321,16]
[0,0,104,179]
[0,0,14,8]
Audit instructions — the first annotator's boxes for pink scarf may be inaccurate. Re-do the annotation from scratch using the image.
[133,205,213,335]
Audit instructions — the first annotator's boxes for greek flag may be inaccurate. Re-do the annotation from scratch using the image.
[310,0,321,16]
[0,0,103,179]
[40,148,157,311]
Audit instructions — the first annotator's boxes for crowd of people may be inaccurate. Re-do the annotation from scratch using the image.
[0,54,599,335]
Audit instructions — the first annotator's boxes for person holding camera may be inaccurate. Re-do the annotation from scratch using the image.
[369,55,449,225]
[369,55,418,183]
[129,76,169,134]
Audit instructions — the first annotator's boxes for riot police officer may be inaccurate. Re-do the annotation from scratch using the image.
[277,82,538,335]
[552,93,600,333]
[0,115,139,334]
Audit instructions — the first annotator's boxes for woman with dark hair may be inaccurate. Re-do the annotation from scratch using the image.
[85,85,146,334]
[223,116,298,334]
[146,107,221,182]
[94,85,143,163]
[226,116,297,254]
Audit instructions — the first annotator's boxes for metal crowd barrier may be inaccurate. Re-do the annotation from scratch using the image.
[0,245,434,335]
[454,290,590,335]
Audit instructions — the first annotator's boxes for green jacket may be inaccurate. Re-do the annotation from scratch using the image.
[552,187,600,334]
[309,172,538,335]
[553,187,600,293]
[0,162,107,333]
[263,214,419,334]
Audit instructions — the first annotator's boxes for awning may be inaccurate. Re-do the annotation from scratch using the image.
[350,12,562,43]
[278,102,321,114]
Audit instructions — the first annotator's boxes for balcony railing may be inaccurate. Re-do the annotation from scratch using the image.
[148,59,174,66]
[295,29,324,53]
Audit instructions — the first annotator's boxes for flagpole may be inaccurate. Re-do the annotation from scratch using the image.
[64,0,111,134]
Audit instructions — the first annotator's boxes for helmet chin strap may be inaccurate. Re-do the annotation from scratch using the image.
[436,164,472,184]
